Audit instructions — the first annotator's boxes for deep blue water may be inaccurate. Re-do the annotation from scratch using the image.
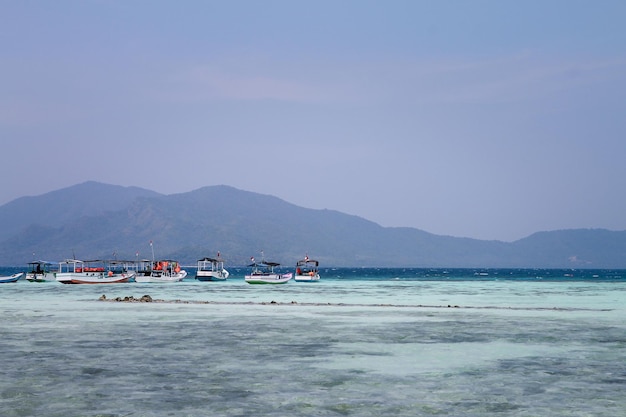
[303,267,626,282]
[3,265,626,282]
[2,267,626,416]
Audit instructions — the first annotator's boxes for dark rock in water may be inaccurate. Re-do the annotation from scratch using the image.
[104,294,153,302]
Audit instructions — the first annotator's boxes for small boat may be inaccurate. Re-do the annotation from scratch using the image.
[196,254,229,282]
[135,240,187,283]
[0,273,24,283]
[294,256,320,282]
[25,261,57,282]
[245,257,292,284]
[135,260,187,283]
[131,259,153,279]
[56,259,134,284]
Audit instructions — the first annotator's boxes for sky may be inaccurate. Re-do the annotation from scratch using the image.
[2,0,625,242]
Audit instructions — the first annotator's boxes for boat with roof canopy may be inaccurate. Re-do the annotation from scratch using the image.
[55,259,134,284]
[135,259,187,283]
[25,260,57,282]
[245,254,292,284]
[196,253,229,282]
[134,240,187,283]
[294,255,320,282]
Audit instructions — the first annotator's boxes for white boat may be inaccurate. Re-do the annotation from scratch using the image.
[129,259,153,279]
[25,261,57,282]
[0,272,24,283]
[56,259,134,284]
[135,260,187,283]
[245,259,292,284]
[294,256,320,282]
[196,255,229,282]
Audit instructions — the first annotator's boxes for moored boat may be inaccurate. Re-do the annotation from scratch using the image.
[135,260,187,283]
[56,259,133,284]
[130,259,153,279]
[135,240,187,283]
[196,254,229,282]
[245,257,292,284]
[25,261,57,282]
[294,256,320,282]
[0,273,24,283]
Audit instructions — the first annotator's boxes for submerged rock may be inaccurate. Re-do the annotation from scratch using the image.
[100,294,154,302]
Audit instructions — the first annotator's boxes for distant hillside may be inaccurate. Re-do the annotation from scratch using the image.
[0,181,161,238]
[510,229,626,268]
[0,181,625,268]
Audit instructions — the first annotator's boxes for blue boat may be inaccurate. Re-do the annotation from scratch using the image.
[0,272,24,283]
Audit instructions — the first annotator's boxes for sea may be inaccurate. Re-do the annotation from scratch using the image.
[1,266,626,417]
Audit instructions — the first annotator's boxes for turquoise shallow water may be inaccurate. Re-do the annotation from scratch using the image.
[1,268,626,416]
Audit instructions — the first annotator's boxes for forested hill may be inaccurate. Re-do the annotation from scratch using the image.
[0,181,624,268]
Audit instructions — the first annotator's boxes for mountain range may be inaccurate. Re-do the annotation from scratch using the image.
[1,181,625,268]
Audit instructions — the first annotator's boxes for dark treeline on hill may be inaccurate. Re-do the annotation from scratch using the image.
[1,181,625,268]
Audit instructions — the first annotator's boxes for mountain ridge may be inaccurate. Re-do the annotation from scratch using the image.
[0,181,624,268]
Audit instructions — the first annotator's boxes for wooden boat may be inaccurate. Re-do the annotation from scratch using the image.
[245,258,292,284]
[130,259,153,279]
[196,255,229,282]
[134,241,187,283]
[135,260,187,283]
[294,256,320,282]
[25,261,57,282]
[0,273,24,283]
[56,260,133,284]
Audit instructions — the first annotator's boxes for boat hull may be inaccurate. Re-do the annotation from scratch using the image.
[294,273,320,282]
[25,272,57,282]
[195,269,229,282]
[196,275,227,282]
[135,271,187,283]
[245,273,292,284]
[57,272,133,284]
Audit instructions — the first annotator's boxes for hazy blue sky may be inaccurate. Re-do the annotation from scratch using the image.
[2,0,625,241]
